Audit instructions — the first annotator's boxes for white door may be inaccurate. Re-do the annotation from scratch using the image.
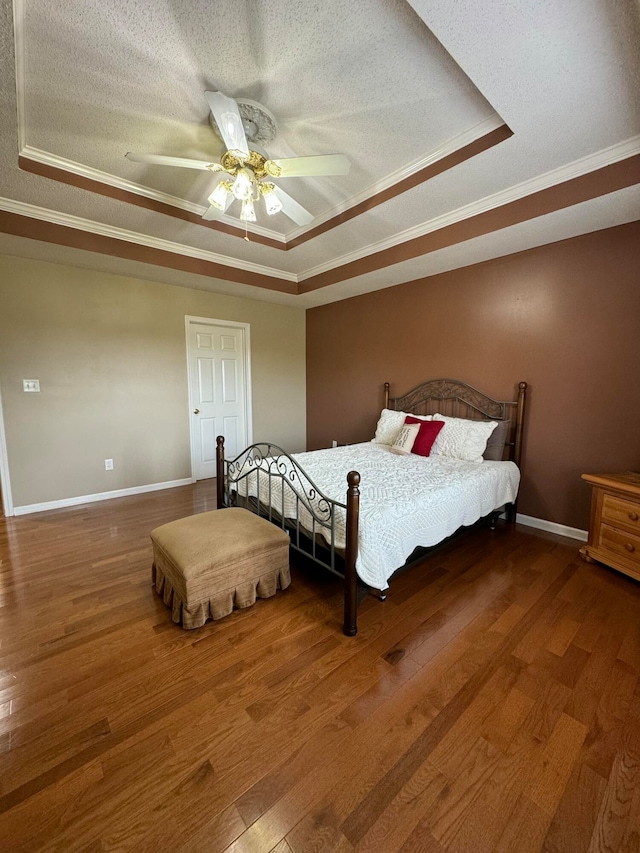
[187,319,251,480]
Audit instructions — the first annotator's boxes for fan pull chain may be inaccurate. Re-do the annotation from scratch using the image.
[244,221,250,242]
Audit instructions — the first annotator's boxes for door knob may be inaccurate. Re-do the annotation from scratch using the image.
[193,408,200,414]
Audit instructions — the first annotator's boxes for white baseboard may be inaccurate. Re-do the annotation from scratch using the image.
[11,488,590,544]
[516,513,588,542]
[13,477,193,516]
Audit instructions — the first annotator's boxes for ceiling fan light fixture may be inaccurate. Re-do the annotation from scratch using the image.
[261,182,283,215]
[240,196,256,223]
[208,179,233,210]
[232,168,253,200]
[130,92,347,228]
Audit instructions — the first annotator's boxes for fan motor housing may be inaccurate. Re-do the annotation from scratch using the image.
[209,98,277,147]
[220,149,272,179]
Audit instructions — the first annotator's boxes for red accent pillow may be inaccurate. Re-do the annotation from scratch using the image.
[405,416,444,457]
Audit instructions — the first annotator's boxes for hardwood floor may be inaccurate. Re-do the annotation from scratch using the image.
[1,483,640,852]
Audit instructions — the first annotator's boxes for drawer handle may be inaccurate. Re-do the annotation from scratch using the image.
[625,543,636,553]
[628,512,639,522]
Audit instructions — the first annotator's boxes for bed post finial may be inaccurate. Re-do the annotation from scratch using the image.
[343,470,361,637]
[216,435,225,509]
[384,382,390,409]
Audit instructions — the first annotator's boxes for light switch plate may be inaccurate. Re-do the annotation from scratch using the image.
[23,379,40,392]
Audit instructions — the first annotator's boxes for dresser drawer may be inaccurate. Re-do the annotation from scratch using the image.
[602,494,640,533]
[581,473,640,580]
[598,524,640,570]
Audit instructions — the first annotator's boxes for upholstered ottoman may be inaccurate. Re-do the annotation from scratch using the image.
[151,507,291,629]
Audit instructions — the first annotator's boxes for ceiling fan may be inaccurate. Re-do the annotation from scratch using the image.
[126,91,351,227]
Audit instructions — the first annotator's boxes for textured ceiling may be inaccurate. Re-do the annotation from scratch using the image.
[1,0,639,306]
[22,0,497,225]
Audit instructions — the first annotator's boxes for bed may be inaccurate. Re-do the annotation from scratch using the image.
[216,378,527,636]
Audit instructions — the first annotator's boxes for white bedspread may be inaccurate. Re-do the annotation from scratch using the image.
[233,442,520,590]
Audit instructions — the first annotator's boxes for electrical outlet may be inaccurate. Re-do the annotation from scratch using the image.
[104,459,114,470]
[332,440,338,448]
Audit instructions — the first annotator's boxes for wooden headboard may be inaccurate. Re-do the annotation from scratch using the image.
[384,378,527,467]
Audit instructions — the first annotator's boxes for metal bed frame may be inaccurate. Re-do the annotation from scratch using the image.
[216,378,527,636]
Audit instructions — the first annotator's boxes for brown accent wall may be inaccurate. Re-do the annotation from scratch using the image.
[306,221,640,531]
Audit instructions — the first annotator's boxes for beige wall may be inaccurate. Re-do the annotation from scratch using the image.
[306,221,640,532]
[0,254,306,509]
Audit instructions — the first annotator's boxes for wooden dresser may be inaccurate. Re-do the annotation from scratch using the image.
[579,472,640,581]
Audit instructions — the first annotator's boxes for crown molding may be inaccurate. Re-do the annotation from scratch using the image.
[0,197,297,282]
[5,136,638,294]
[12,0,284,245]
[10,0,640,300]
[19,146,286,244]
[19,124,506,247]
[21,147,204,215]
[12,0,508,251]
[14,0,504,252]
[298,134,640,280]
[285,114,506,240]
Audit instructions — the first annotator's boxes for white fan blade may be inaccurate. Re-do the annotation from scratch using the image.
[205,91,249,157]
[126,152,218,170]
[202,204,224,220]
[273,186,314,226]
[266,154,350,178]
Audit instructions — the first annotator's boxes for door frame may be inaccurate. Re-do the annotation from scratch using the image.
[184,315,253,482]
[0,384,14,516]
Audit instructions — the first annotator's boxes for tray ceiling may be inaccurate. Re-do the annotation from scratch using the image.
[1,0,639,306]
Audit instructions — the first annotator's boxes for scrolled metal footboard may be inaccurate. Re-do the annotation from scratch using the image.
[215,436,361,635]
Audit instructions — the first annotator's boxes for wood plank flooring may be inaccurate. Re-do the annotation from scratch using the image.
[1,483,640,852]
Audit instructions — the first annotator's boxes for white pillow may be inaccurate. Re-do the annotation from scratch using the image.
[390,422,420,455]
[373,409,432,445]
[430,414,498,463]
